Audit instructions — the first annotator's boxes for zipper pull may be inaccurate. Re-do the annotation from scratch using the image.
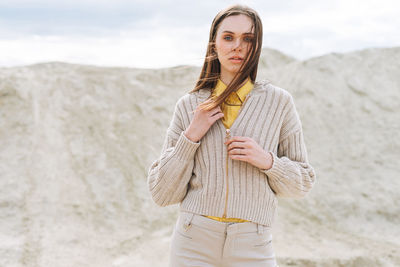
[225,128,231,144]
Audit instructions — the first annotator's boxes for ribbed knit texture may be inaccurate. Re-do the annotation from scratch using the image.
[205,78,253,223]
[147,80,316,226]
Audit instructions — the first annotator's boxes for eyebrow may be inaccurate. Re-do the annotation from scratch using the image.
[222,30,254,35]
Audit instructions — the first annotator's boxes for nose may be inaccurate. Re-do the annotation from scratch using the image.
[232,39,243,51]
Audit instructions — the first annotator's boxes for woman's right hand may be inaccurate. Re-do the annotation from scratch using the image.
[183,98,224,143]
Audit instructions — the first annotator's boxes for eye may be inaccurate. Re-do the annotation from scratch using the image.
[223,35,232,41]
[244,36,254,42]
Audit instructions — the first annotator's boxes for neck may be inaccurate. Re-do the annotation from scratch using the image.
[219,73,234,85]
[220,75,249,88]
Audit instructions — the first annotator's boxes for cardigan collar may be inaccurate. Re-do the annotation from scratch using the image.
[196,79,271,101]
[212,78,254,102]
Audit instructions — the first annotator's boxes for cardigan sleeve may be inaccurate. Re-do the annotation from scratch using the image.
[147,96,201,207]
[261,94,316,198]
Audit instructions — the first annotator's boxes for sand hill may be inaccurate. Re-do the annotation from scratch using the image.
[0,46,399,267]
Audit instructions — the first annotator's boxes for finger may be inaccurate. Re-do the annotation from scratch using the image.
[229,154,248,162]
[208,106,222,116]
[210,111,223,118]
[225,136,247,145]
[217,112,224,120]
[227,141,246,151]
[228,148,246,155]
[195,98,214,112]
[210,112,224,124]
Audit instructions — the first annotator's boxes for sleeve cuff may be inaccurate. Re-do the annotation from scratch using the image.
[171,131,201,161]
[261,151,286,179]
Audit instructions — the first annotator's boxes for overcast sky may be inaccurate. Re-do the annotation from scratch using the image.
[0,0,399,68]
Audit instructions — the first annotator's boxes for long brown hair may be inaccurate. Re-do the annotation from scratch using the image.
[189,4,263,111]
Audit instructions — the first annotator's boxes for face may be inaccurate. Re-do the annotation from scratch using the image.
[214,14,254,84]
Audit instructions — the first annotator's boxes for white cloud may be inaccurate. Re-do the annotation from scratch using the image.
[0,24,211,68]
[0,0,399,68]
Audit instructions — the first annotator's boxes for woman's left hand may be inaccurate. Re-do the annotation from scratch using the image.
[224,136,273,170]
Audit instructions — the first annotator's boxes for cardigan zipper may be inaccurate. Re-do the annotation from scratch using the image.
[222,128,231,218]
[221,92,253,218]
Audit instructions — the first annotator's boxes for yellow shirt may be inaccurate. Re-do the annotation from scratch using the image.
[204,78,254,223]
[211,78,254,129]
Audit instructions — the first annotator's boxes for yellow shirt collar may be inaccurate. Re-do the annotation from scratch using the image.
[212,78,254,102]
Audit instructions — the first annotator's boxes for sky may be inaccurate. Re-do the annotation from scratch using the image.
[0,0,399,69]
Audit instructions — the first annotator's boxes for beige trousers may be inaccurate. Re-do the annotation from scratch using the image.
[169,211,279,267]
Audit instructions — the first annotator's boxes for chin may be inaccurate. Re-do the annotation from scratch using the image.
[229,67,242,73]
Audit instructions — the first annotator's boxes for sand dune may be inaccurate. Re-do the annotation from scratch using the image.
[0,47,399,266]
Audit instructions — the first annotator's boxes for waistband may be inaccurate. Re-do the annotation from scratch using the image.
[179,211,272,235]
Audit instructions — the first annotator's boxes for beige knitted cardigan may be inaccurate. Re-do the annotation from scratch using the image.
[147,80,316,226]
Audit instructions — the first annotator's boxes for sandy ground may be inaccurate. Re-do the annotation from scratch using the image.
[0,47,399,266]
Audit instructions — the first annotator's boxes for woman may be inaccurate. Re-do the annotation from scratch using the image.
[147,4,316,267]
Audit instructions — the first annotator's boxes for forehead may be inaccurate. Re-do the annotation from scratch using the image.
[217,14,254,35]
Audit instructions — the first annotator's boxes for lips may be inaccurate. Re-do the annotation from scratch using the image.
[229,56,243,60]
[229,56,244,64]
